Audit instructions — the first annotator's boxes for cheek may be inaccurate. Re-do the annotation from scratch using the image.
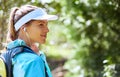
[29,29,41,39]
[33,30,41,37]
[31,27,42,34]
[28,27,46,43]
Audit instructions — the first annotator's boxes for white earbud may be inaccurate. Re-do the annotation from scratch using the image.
[24,28,26,32]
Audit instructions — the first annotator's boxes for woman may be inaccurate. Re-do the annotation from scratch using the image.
[6,5,58,77]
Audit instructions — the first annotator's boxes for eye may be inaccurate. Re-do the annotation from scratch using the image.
[39,24,44,27]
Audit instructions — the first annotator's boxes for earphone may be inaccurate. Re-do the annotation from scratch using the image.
[23,27,32,46]
[24,28,27,32]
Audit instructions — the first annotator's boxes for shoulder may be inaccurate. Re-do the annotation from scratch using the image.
[12,47,45,66]
[13,51,43,63]
[12,52,46,77]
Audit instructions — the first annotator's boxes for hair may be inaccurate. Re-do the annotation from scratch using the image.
[6,5,38,43]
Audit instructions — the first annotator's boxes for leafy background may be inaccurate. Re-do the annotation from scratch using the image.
[0,0,120,77]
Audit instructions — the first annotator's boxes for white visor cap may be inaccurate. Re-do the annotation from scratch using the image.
[14,8,58,31]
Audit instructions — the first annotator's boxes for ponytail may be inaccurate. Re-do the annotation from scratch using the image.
[6,7,18,43]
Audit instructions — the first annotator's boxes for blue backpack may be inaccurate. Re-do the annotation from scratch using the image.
[0,46,33,77]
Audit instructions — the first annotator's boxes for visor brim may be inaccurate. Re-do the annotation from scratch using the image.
[33,15,58,20]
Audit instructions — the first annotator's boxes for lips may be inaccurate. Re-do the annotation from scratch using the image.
[41,35,47,38]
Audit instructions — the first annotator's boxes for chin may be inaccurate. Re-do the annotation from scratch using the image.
[39,41,46,44]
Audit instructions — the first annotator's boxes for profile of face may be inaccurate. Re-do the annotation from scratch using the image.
[25,20,49,44]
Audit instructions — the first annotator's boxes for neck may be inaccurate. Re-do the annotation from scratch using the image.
[18,31,33,47]
[18,36,40,54]
[18,30,40,54]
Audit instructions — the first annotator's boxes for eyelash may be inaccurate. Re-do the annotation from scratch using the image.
[38,23,47,28]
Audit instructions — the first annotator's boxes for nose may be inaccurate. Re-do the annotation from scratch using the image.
[45,26,49,33]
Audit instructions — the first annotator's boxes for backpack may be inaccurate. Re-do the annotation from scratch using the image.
[0,46,33,77]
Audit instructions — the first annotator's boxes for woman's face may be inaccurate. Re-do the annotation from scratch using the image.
[26,20,49,44]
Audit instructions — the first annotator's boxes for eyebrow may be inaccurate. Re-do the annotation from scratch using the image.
[37,20,48,24]
[37,21,48,24]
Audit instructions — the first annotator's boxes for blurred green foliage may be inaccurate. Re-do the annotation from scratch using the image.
[1,0,120,77]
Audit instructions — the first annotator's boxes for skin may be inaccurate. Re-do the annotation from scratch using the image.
[31,43,39,54]
[18,20,49,49]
